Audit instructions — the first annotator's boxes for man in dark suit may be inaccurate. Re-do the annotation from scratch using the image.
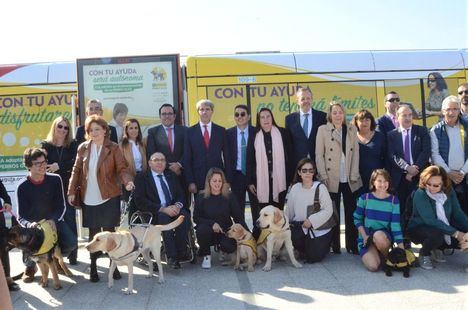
[183,99,230,194]
[285,88,326,173]
[134,152,190,269]
[377,91,401,136]
[147,104,187,204]
[226,104,255,220]
[388,105,431,226]
[75,99,118,144]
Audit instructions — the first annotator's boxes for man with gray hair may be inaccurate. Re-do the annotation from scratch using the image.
[75,99,118,144]
[430,95,468,215]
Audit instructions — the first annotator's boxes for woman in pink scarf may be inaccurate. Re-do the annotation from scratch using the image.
[247,108,291,237]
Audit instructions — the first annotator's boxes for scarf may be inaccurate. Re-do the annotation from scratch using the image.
[254,126,286,203]
[425,189,451,245]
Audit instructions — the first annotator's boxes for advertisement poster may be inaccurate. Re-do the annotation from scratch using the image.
[77,55,180,136]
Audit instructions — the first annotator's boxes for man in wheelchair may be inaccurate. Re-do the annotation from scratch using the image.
[133,152,191,269]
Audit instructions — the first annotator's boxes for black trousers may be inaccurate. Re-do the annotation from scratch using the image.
[329,182,358,252]
[291,225,332,263]
[196,223,236,256]
[0,213,10,277]
[158,208,191,259]
[396,175,418,229]
[408,225,459,256]
[231,170,255,222]
[249,190,287,239]
[453,181,468,215]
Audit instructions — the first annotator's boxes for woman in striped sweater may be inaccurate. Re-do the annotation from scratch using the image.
[354,169,404,271]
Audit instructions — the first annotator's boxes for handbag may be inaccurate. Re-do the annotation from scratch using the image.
[70,186,82,209]
[306,182,338,230]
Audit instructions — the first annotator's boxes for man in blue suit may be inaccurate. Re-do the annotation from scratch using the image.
[285,88,326,174]
[226,105,255,220]
[183,99,230,194]
[377,91,401,136]
[388,105,431,228]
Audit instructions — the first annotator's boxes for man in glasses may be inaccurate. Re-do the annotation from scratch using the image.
[377,91,401,136]
[430,95,468,216]
[134,152,190,269]
[457,83,468,118]
[14,148,77,283]
[226,105,255,220]
[285,88,327,176]
[75,99,118,144]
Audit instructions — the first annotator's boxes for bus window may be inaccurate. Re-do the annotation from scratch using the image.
[384,79,425,126]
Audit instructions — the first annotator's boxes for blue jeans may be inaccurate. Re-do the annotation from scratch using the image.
[56,219,77,257]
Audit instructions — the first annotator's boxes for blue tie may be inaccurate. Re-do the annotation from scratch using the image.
[241,131,247,175]
[157,174,172,205]
[303,113,309,137]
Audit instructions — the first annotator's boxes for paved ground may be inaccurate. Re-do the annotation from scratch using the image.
[8,228,468,310]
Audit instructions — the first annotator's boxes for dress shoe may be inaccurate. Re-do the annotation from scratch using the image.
[168,258,181,269]
[68,252,78,265]
[113,267,122,280]
[346,247,359,255]
[331,247,341,254]
[22,265,37,283]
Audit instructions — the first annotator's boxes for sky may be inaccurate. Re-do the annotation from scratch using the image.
[0,0,466,64]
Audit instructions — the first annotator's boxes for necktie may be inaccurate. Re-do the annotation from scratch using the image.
[303,113,309,137]
[404,130,411,164]
[203,125,210,149]
[241,131,247,175]
[167,127,173,152]
[157,174,172,205]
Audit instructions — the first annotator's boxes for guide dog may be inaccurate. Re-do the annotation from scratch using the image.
[8,220,73,290]
[86,215,184,294]
[256,206,302,271]
[227,224,257,272]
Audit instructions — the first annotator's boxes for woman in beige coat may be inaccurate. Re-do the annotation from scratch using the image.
[316,102,362,254]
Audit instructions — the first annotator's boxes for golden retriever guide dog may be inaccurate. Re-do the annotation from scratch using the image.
[256,206,303,271]
[86,215,184,294]
[227,224,257,272]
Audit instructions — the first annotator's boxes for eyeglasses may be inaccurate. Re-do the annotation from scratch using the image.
[443,108,459,113]
[458,90,468,95]
[426,182,442,188]
[57,124,69,130]
[234,112,247,118]
[160,112,174,117]
[32,160,47,167]
[150,158,166,162]
[387,98,401,103]
[300,168,314,174]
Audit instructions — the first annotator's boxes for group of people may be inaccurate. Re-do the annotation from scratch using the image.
[1,83,468,292]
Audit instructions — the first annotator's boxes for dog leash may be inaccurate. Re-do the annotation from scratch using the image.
[0,207,17,221]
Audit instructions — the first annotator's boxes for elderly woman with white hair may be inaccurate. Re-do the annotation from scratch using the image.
[430,95,468,215]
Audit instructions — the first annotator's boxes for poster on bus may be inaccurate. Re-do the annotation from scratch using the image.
[77,55,180,137]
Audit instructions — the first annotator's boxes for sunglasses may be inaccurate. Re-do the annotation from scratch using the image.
[387,98,401,103]
[234,112,247,118]
[426,182,442,188]
[57,124,69,130]
[300,168,314,174]
[458,90,468,95]
[150,158,166,162]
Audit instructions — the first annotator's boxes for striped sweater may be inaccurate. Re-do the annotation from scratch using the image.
[353,193,403,252]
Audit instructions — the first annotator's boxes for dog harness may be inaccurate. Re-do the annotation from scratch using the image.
[110,233,140,262]
[385,249,417,269]
[256,229,272,246]
[239,236,257,257]
[34,220,58,256]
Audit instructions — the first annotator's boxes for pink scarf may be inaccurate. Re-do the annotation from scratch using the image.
[254,126,286,203]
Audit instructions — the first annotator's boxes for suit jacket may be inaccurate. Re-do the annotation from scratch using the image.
[376,115,396,136]
[146,124,187,163]
[226,125,255,176]
[134,169,184,222]
[387,125,431,188]
[315,123,362,193]
[75,125,118,145]
[285,109,327,168]
[183,122,230,190]
[246,126,292,187]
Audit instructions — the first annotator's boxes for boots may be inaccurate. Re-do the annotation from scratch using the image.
[89,252,99,282]
[68,249,78,265]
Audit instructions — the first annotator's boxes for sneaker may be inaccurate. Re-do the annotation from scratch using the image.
[431,250,446,263]
[201,255,211,269]
[419,255,434,270]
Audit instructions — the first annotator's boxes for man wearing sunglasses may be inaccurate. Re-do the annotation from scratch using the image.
[457,83,468,118]
[75,99,118,145]
[14,148,77,283]
[226,105,256,220]
[285,88,327,176]
[430,95,468,215]
[377,91,401,136]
